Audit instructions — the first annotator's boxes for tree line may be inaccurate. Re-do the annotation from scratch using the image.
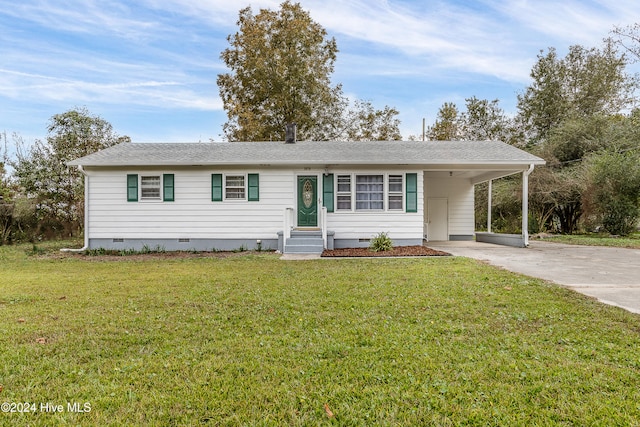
[1,1,639,244]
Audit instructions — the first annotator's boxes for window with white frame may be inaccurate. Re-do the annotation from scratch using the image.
[211,173,258,202]
[331,173,411,212]
[127,173,174,202]
[355,175,384,210]
[140,176,161,200]
[225,175,245,200]
[336,175,352,211]
[388,175,403,210]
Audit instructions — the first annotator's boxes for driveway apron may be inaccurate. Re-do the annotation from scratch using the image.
[427,241,640,314]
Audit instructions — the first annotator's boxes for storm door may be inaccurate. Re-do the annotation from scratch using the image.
[297,176,318,227]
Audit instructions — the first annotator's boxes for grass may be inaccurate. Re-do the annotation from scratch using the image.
[540,232,640,249]
[1,241,640,425]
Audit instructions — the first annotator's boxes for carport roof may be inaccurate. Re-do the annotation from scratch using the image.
[68,140,545,168]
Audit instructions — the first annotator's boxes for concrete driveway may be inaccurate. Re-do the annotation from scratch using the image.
[427,240,640,314]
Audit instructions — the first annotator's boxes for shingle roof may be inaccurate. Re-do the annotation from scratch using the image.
[67,140,545,167]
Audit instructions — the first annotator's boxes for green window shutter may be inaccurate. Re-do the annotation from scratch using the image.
[127,174,138,202]
[163,174,174,202]
[248,173,259,201]
[323,173,334,212]
[406,173,418,213]
[211,174,222,201]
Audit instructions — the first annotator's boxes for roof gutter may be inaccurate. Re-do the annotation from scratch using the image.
[61,165,89,253]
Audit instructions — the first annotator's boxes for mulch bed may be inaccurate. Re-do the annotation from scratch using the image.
[51,246,451,260]
[321,245,451,257]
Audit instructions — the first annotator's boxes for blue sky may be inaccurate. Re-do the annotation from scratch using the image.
[1,0,639,145]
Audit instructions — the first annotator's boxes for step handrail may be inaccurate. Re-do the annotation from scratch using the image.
[282,207,294,253]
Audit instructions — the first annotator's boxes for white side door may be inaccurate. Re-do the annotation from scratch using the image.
[427,198,448,241]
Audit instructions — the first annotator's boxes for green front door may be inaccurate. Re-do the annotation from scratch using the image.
[297,176,318,227]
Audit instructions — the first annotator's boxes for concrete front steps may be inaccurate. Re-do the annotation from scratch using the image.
[283,230,324,254]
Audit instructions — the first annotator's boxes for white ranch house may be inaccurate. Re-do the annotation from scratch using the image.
[67,140,545,253]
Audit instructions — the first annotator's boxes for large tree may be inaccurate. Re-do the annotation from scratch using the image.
[218,1,343,141]
[218,2,401,142]
[427,102,461,140]
[460,97,521,144]
[12,108,129,237]
[428,97,519,143]
[515,40,637,233]
[343,100,402,141]
[585,149,640,236]
[517,41,635,144]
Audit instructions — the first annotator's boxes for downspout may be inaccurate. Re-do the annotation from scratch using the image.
[61,165,89,252]
[522,164,535,247]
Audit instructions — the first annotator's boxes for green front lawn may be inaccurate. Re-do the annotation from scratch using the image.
[1,242,639,425]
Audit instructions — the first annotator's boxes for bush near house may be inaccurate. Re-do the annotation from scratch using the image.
[369,231,393,252]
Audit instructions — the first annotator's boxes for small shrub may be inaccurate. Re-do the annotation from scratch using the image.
[369,232,393,252]
[139,244,166,254]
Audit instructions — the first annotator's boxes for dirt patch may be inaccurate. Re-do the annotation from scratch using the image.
[321,245,451,257]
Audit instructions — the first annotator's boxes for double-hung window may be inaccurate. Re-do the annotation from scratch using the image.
[141,176,161,200]
[211,173,259,202]
[127,174,174,202]
[355,175,384,210]
[336,175,352,211]
[330,173,414,212]
[225,175,245,200]
[388,175,403,210]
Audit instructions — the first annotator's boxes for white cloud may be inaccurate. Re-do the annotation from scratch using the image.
[0,68,220,111]
[485,0,640,46]
[299,0,531,83]
[0,0,162,40]
[140,0,281,27]
[0,0,225,112]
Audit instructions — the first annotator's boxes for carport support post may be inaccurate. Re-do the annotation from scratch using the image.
[487,180,492,233]
[522,164,534,247]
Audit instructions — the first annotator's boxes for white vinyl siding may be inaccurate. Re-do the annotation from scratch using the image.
[86,169,291,240]
[84,168,426,244]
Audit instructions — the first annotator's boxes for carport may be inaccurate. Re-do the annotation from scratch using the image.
[423,159,544,248]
